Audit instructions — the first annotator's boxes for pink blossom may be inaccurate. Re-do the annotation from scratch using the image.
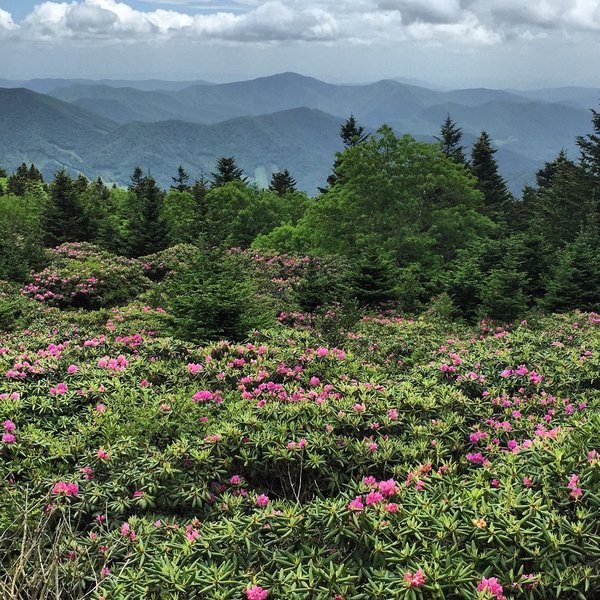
[3,419,16,432]
[387,408,398,420]
[404,568,426,588]
[477,576,504,598]
[96,403,107,413]
[97,448,110,461]
[378,479,398,497]
[67,364,78,374]
[365,491,384,505]
[256,494,269,507]
[245,585,269,600]
[315,347,329,358]
[2,433,16,444]
[347,496,364,511]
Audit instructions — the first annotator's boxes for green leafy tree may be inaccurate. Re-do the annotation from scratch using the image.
[436,114,466,165]
[211,157,246,187]
[269,169,297,196]
[470,131,512,221]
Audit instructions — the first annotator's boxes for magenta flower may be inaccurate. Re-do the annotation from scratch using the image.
[347,496,364,511]
[256,494,270,507]
[97,448,110,461]
[477,576,504,597]
[3,420,16,432]
[2,433,16,444]
[404,568,426,588]
[67,364,78,374]
[245,585,269,600]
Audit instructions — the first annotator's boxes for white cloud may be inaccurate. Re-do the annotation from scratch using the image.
[7,0,600,47]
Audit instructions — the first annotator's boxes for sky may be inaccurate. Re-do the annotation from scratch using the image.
[0,0,599,88]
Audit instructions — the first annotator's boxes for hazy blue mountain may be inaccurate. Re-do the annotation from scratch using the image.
[2,73,597,196]
[0,88,115,174]
[0,78,211,94]
[510,87,600,110]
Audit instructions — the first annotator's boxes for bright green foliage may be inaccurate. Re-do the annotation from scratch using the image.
[162,189,204,245]
[299,127,491,273]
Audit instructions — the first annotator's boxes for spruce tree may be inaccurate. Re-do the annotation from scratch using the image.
[210,157,245,187]
[577,106,600,180]
[43,169,89,246]
[0,167,6,178]
[321,114,369,192]
[269,169,297,196]
[470,131,512,221]
[536,150,571,189]
[171,165,190,192]
[435,114,466,165]
[340,114,368,148]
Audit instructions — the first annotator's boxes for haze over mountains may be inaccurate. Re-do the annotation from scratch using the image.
[1,72,597,195]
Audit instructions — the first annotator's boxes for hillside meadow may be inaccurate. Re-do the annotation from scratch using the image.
[1,243,599,599]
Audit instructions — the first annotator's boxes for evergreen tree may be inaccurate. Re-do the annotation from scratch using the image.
[211,157,245,187]
[171,165,190,192]
[340,114,368,148]
[577,105,600,180]
[435,114,466,165]
[7,163,32,196]
[542,228,600,312]
[43,169,90,246]
[350,246,398,307]
[536,150,571,189]
[125,169,168,256]
[470,131,512,221]
[269,169,297,196]
[74,173,89,194]
[321,114,369,192]
[0,167,7,178]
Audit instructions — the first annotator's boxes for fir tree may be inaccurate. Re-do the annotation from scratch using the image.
[129,166,145,196]
[470,131,512,221]
[435,114,466,165]
[269,169,297,196]
[0,167,6,178]
[577,105,600,180]
[171,165,190,192]
[321,114,369,192]
[340,114,368,148]
[43,169,89,246]
[536,150,571,189]
[210,157,246,187]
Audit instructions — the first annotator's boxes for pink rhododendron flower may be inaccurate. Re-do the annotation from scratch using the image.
[404,568,426,588]
[315,347,329,358]
[365,491,384,505]
[245,585,269,600]
[2,433,16,444]
[347,496,364,511]
[3,419,16,432]
[96,403,107,413]
[477,576,504,598]
[67,364,78,374]
[97,448,110,461]
[256,494,269,507]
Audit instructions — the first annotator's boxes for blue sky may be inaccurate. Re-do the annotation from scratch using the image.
[1,1,599,88]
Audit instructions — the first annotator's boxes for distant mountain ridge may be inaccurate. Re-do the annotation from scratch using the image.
[1,72,599,194]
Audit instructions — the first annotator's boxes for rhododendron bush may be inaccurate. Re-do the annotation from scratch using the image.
[1,298,599,598]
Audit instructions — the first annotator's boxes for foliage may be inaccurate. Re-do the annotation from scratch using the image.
[21,243,151,309]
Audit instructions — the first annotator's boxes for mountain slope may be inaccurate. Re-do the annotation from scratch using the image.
[0,88,116,173]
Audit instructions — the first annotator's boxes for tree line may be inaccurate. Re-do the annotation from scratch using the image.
[1,104,599,321]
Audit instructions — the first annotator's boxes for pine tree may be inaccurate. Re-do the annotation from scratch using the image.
[125,167,168,256]
[43,169,90,246]
[0,167,6,178]
[210,157,246,187]
[577,105,600,180]
[436,114,466,165]
[536,150,571,189]
[470,131,512,221]
[171,165,190,192]
[321,115,369,192]
[7,163,31,196]
[269,169,297,196]
[340,114,368,148]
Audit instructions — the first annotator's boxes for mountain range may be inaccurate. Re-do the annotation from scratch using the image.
[0,72,598,195]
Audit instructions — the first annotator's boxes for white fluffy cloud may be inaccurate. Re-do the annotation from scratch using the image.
[7,0,600,46]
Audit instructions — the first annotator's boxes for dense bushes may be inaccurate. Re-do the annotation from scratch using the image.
[1,303,599,598]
